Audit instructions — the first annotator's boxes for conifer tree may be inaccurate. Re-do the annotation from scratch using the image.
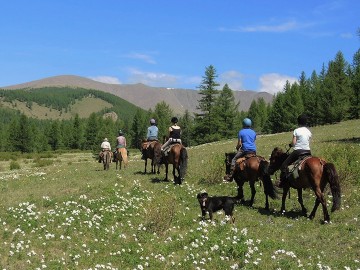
[214,84,239,138]
[350,49,360,119]
[194,65,220,143]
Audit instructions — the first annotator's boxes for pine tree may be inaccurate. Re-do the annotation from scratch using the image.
[349,49,360,119]
[84,113,99,152]
[214,84,239,139]
[194,65,220,143]
[179,110,194,147]
[153,101,174,140]
[130,109,147,148]
[319,51,352,123]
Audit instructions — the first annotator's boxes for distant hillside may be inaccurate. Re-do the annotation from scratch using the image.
[2,75,274,114]
[0,87,143,121]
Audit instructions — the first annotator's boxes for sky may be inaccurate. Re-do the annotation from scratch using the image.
[0,1,359,95]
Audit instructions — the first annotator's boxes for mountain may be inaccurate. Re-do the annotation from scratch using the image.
[2,75,274,114]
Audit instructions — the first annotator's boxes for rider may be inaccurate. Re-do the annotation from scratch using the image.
[161,116,181,156]
[116,129,127,151]
[99,138,112,163]
[224,118,256,181]
[141,118,159,160]
[277,114,312,188]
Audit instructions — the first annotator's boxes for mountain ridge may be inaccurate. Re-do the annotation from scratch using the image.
[1,75,274,114]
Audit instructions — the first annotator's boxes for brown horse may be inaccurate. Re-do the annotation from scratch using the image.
[155,143,188,184]
[114,148,128,170]
[268,147,341,222]
[102,150,111,170]
[140,140,161,174]
[225,152,276,210]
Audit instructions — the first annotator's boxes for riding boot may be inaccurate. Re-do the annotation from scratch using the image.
[113,151,117,162]
[98,155,102,163]
[223,166,235,182]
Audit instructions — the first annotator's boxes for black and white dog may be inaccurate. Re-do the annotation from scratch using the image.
[197,192,236,223]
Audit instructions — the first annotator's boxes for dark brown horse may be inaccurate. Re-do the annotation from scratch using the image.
[140,140,161,174]
[225,152,276,210]
[268,147,341,222]
[155,143,188,184]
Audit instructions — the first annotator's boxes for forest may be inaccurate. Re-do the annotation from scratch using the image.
[0,48,359,153]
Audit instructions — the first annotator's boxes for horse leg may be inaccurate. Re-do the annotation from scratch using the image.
[309,188,330,222]
[249,181,256,207]
[297,189,307,216]
[280,186,290,213]
[164,164,169,181]
[235,180,245,204]
[176,165,181,185]
[172,165,178,184]
[144,159,147,174]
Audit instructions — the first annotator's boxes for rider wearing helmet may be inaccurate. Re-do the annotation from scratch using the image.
[161,116,182,156]
[147,118,159,141]
[224,118,257,181]
[141,118,159,160]
[277,114,312,188]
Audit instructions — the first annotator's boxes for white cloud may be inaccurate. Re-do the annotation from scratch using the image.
[219,70,244,90]
[340,32,353,39]
[259,73,298,94]
[89,76,121,84]
[127,68,179,87]
[124,52,156,64]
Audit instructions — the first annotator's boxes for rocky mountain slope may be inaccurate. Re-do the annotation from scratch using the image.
[2,75,274,114]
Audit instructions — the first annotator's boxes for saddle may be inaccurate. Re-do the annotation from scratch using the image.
[287,155,312,181]
[235,152,260,171]
[163,142,181,156]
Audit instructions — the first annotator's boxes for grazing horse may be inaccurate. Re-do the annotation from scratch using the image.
[268,147,341,223]
[155,143,188,184]
[140,140,161,174]
[225,152,276,210]
[102,150,111,170]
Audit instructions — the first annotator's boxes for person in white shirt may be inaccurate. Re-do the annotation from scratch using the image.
[278,114,312,187]
[98,138,112,163]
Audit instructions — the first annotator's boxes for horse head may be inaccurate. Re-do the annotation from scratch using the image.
[268,147,288,175]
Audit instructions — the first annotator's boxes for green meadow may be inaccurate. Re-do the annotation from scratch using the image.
[0,120,359,270]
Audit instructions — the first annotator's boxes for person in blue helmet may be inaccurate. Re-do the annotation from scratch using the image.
[141,118,159,160]
[147,118,159,141]
[224,118,257,181]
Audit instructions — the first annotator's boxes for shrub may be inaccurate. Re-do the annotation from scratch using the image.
[10,161,21,170]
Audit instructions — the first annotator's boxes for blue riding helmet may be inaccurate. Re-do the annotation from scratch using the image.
[242,118,252,127]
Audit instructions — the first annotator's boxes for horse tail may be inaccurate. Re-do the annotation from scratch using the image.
[180,147,188,178]
[259,160,277,199]
[324,162,341,212]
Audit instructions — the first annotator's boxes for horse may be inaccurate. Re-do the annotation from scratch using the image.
[225,152,276,210]
[268,147,341,223]
[115,148,128,170]
[102,150,111,170]
[140,140,162,174]
[155,143,188,185]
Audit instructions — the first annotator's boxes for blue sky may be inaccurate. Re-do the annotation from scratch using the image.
[0,1,359,94]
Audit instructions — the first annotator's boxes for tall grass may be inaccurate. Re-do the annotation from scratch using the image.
[0,120,359,269]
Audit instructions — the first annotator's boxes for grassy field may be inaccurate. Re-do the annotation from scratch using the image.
[0,120,359,269]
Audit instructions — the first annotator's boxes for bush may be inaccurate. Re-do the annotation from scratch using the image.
[10,161,21,170]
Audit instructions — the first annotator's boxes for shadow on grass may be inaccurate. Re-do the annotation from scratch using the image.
[150,177,170,183]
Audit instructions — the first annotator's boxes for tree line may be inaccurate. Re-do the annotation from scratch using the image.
[0,48,359,153]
